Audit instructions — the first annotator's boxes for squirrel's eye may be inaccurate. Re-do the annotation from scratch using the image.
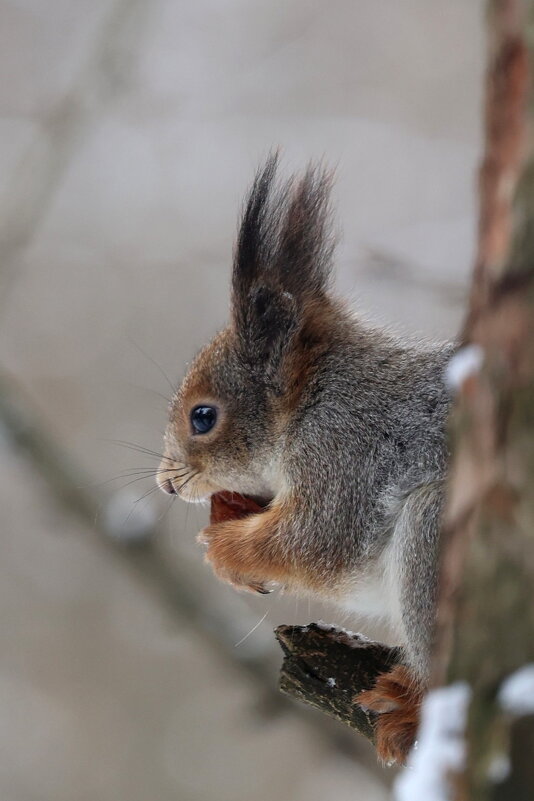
[190,405,217,434]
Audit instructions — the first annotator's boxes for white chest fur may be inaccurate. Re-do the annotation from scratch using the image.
[338,539,405,642]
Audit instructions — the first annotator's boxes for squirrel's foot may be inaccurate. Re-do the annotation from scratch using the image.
[197,525,270,595]
[356,665,422,765]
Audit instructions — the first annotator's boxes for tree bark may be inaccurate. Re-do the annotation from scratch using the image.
[434,1,534,799]
[275,623,401,746]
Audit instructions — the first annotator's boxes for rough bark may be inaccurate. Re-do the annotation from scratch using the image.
[275,623,401,746]
[435,1,534,799]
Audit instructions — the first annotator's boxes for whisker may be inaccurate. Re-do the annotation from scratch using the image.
[234,611,269,647]
[149,389,173,405]
[79,472,154,490]
[81,466,190,491]
[125,383,172,406]
[104,439,175,462]
[165,468,191,478]
[156,495,176,525]
[127,336,178,395]
[130,483,163,507]
[184,487,192,534]
[107,474,165,493]
[177,471,199,494]
[119,483,163,528]
[104,467,191,495]
[114,467,175,478]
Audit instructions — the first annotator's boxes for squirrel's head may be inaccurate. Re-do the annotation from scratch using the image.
[158,154,337,502]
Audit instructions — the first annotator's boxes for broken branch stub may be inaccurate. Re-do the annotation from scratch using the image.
[275,622,401,744]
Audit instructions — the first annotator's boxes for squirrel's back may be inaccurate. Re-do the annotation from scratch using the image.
[283,304,454,557]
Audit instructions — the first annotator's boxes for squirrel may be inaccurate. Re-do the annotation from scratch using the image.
[157,154,455,763]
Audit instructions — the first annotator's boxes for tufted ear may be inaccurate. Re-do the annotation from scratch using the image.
[232,154,335,368]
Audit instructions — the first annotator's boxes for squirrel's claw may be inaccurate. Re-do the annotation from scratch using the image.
[217,568,270,596]
[239,580,271,595]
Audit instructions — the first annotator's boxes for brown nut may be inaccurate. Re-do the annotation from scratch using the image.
[210,491,265,525]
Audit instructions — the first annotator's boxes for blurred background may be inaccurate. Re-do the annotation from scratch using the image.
[0,2,484,799]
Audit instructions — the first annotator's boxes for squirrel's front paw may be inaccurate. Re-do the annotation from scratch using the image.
[197,524,271,595]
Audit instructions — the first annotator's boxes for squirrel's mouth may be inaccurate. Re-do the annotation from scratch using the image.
[210,491,270,525]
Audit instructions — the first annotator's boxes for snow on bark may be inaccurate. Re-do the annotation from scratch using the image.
[444,344,484,392]
[394,683,471,801]
[498,664,534,716]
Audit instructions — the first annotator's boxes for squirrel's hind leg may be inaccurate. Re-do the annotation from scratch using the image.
[356,480,444,763]
[356,665,422,764]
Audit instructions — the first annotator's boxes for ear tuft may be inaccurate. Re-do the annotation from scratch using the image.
[244,285,297,362]
[233,152,280,292]
[232,154,336,361]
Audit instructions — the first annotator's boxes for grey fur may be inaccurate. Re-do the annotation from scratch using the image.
[162,157,455,681]
[280,321,453,679]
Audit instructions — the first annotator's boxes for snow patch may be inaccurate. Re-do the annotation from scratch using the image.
[487,753,511,783]
[498,664,534,716]
[315,621,370,645]
[395,682,471,801]
[315,620,337,632]
[445,345,484,392]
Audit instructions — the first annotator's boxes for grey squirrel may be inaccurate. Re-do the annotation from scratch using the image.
[157,155,454,762]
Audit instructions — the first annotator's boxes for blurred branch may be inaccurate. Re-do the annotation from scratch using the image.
[0,369,276,684]
[0,0,150,311]
[0,369,386,780]
[276,623,401,745]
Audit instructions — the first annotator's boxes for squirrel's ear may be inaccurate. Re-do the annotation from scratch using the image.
[232,154,335,364]
[235,282,298,367]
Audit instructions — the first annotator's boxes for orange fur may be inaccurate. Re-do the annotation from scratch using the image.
[199,500,291,593]
[199,496,327,594]
[280,296,347,416]
[356,665,423,765]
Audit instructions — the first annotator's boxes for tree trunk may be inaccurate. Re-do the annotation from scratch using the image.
[434,1,534,798]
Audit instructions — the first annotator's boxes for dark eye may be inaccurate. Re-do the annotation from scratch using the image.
[190,405,217,434]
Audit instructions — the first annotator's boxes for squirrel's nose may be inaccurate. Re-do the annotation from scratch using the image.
[159,477,176,495]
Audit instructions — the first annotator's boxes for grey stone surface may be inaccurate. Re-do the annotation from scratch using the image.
[0,1,484,799]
